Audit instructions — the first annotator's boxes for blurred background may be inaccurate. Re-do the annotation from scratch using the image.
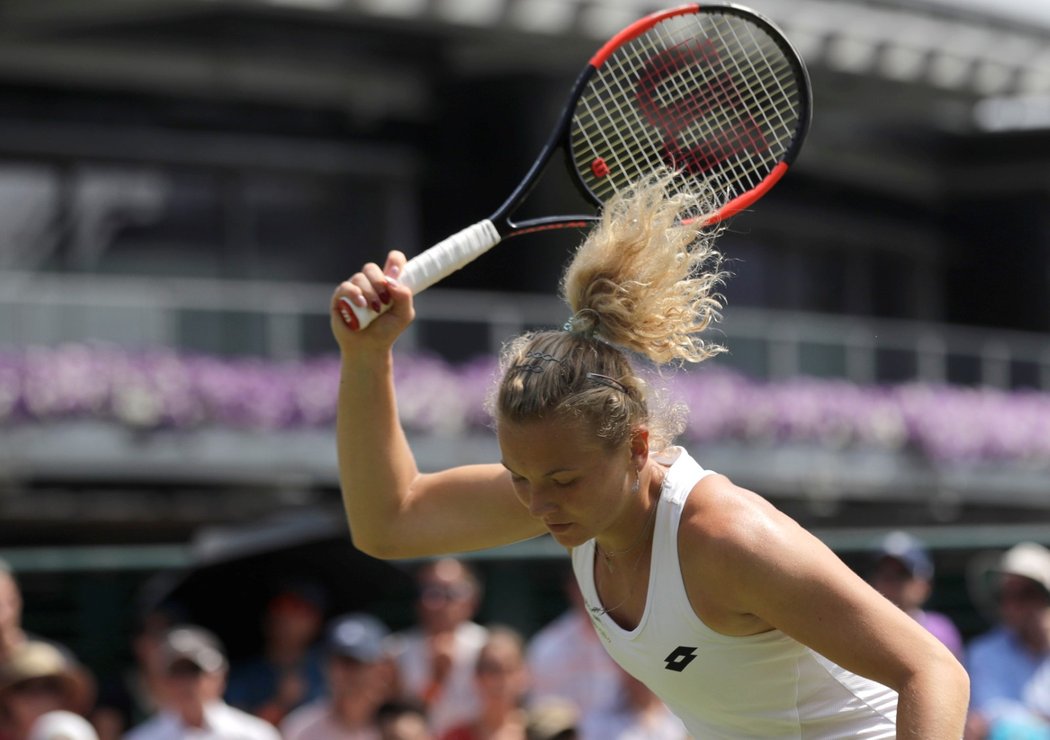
[0,0,1049,700]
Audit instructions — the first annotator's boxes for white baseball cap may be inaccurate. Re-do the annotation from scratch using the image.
[998,542,1050,595]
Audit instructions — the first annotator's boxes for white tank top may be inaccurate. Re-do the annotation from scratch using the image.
[571,447,898,739]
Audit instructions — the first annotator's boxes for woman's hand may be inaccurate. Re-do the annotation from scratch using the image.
[330,250,413,352]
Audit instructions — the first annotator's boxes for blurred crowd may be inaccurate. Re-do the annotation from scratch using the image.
[2,539,1050,740]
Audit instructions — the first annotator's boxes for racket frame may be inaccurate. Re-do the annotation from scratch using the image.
[341,2,812,329]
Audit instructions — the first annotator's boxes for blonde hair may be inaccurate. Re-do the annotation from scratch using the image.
[492,171,726,451]
[561,170,725,364]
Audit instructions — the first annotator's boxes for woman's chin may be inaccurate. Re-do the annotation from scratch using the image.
[545,522,587,547]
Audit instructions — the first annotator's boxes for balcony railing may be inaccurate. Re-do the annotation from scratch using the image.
[2,270,1049,390]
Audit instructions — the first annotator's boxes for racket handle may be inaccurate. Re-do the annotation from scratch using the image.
[345,219,502,330]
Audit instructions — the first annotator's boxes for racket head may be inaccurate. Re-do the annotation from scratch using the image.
[567,3,811,224]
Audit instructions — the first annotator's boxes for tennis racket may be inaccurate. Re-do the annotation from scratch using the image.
[341,2,811,330]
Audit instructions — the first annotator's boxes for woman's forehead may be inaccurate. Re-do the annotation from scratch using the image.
[497,415,613,467]
[497,414,587,446]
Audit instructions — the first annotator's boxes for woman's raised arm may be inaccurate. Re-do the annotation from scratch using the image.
[330,251,544,559]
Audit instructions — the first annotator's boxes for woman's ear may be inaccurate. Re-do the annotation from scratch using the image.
[629,427,650,468]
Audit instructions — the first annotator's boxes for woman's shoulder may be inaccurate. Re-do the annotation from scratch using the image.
[674,474,832,633]
[682,472,781,532]
[677,472,804,579]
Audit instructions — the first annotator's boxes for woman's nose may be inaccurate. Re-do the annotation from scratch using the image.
[526,489,557,518]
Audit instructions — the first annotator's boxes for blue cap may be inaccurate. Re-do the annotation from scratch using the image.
[875,530,934,581]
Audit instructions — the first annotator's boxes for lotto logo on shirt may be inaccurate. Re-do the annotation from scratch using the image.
[664,646,698,672]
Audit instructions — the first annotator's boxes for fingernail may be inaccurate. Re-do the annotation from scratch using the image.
[354,294,368,308]
[379,289,391,305]
[389,265,400,278]
[370,300,381,313]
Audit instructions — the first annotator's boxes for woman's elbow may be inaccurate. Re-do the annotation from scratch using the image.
[917,644,970,711]
[945,651,971,704]
[348,525,407,560]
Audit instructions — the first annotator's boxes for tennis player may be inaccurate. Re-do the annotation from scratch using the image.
[330,175,969,738]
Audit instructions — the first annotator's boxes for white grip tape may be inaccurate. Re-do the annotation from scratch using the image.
[350,219,501,330]
[401,219,501,293]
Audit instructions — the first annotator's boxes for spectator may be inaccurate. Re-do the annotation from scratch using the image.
[965,542,1050,740]
[124,625,279,740]
[0,562,27,664]
[0,563,74,666]
[869,530,964,659]
[1026,660,1050,730]
[578,668,686,740]
[525,571,619,717]
[280,613,396,740]
[0,640,95,740]
[375,701,431,740]
[390,560,486,736]
[91,604,186,740]
[225,583,327,726]
[438,627,529,740]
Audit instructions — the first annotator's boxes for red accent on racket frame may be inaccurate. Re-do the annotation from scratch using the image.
[588,4,702,68]
[706,160,789,222]
[513,220,593,236]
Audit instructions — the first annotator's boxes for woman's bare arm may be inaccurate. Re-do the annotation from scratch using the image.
[681,477,969,738]
[331,253,544,559]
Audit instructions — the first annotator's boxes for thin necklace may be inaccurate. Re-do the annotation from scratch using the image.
[595,497,659,572]
[592,539,650,618]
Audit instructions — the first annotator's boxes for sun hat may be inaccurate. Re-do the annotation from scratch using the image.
[0,641,94,713]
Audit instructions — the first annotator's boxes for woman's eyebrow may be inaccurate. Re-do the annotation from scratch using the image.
[499,461,579,478]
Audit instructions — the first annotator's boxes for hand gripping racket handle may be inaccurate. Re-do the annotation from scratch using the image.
[345,219,502,330]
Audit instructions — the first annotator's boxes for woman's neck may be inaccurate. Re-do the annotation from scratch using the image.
[597,462,661,557]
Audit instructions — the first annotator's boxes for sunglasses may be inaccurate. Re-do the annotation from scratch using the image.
[476,660,517,675]
[10,676,66,696]
[418,583,473,604]
[167,660,205,678]
[998,584,1049,604]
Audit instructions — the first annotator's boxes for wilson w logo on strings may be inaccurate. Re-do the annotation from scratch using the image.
[635,39,769,175]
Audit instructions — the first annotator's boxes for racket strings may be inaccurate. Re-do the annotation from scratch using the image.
[710,16,798,168]
[605,17,794,192]
[570,11,804,211]
[693,17,792,189]
[599,14,799,177]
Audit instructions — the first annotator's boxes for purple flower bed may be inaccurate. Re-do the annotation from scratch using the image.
[1,344,1049,466]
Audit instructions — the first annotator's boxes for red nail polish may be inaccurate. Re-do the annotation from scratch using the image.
[379,289,391,305]
[370,300,381,313]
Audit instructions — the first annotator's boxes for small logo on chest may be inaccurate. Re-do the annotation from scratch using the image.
[586,606,612,644]
[664,646,698,672]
